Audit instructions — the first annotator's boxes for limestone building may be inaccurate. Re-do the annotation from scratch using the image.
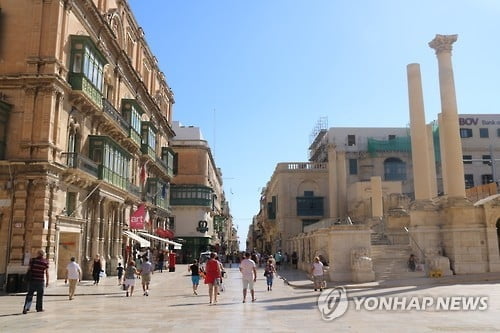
[170,121,234,263]
[252,35,500,281]
[0,0,179,286]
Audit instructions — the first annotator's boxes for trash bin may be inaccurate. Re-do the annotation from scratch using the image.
[6,274,19,293]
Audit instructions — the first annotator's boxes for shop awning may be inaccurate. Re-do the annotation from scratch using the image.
[123,230,151,248]
[138,232,182,249]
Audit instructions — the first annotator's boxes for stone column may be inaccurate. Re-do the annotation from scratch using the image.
[370,176,383,218]
[407,63,432,200]
[327,144,338,218]
[336,151,347,218]
[437,114,448,195]
[426,123,438,198]
[429,34,466,198]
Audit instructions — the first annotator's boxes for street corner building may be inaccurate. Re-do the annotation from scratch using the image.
[0,0,196,289]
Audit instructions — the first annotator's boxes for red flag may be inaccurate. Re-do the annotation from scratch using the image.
[140,161,148,186]
[130,204,145,229]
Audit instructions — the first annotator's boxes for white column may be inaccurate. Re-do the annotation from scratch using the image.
[426,123,438,198]
[429,34,466,198]
[407,63,432,200]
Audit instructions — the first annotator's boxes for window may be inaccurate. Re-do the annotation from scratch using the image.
[482,174,493,184]
[388,135,396,140]
[464,174,474,189]
[482,155,492,165]
[460,128,473,138]
[66,192,77,216]
[463,155,472,164]
[347,134,356,146]
[384,157,406,181]
[479,128,489,138]
[349,158,358,175]
[304,191,314,197]
[497,128,500,137]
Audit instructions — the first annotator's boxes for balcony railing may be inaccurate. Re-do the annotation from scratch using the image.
[276,162,328,171]
[102,98,129,132]
[61,152,98,178]
[68,73,102,108]
[141,144,156,160]
[98,165,127,191]
[155,156,174,178]
[127,182,141,198]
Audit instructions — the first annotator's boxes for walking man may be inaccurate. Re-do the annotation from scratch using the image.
[239,252,257,303]
[139,256,153,296]
[65,257,82,300]
[22,249,49,314]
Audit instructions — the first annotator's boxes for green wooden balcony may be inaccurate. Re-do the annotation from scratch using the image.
[68,72,103,108]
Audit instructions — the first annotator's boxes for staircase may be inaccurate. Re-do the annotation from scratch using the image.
[371,244,426,280]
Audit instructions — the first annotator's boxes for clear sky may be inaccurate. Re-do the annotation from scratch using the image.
[128,0,500,247]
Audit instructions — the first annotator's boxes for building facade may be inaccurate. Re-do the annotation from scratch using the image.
[0,0,179,286]
[251,114,500,255]
[169,121,234,263]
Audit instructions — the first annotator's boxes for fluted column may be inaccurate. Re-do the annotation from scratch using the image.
[407,63,432,200]
[429,34,466,198]
[327,144,338,218]
[426,123,438,198]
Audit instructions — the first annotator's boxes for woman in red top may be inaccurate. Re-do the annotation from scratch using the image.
[204,252,221,304]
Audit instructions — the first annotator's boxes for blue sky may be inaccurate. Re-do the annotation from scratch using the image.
[128,0,500,245]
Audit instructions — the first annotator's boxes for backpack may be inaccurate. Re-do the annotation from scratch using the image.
[264,265,273,277]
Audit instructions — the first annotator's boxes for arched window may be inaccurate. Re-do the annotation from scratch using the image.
[384,157,406,181]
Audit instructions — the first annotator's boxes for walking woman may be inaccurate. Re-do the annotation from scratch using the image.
[204,252,221,305]
[92,254,102,285]
[124,261,138,297]
[264,259,276,291]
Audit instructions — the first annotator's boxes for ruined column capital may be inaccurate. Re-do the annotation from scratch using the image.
[429,34,458,55]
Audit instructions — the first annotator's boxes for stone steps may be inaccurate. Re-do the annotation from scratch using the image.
[371,244,426,280]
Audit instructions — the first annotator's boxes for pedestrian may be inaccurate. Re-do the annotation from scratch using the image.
[124,261,138,297]
[264,259,276,291]
[239,252,257,303]
[408,254,417,272]
[139,256,153,296]
[310,256,324,291]
[188,259,200,295]
[274,251,282,271]
[22,249,49,314]
[204,252,221,305]
[291,251,298,269]
[92,254,102,285]
[116,262,124,285]
[65,256,82,300]
[157,251,164,273]
[135,254,142,279]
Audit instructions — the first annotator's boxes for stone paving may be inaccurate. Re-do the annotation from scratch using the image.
[0,265,499,332]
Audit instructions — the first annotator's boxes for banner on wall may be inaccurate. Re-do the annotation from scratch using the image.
[130,204,146,229]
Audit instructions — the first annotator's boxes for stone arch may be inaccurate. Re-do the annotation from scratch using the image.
[107,9,125,48]
[296,180,320,196]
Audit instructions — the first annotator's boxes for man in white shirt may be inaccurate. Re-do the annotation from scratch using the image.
[65,257,82,300]
[239,252,257,303]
